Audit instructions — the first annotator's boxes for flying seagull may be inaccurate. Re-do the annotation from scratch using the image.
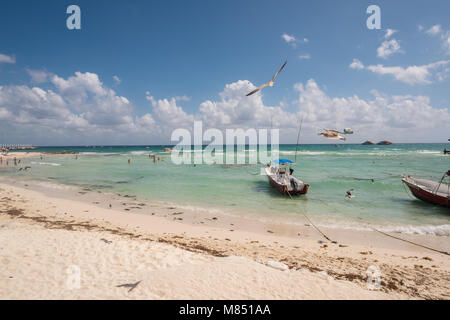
[116,280,142,292]
[318,129,346,141]
[246,61,287,96]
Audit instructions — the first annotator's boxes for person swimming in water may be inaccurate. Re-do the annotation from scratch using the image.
[345,189,354,199]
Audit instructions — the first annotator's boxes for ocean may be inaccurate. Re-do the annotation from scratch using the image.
[1,143,449,236]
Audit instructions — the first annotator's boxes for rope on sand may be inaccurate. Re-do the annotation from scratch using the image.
[370,227,450,256]
[285,189,335,243]
[300,211,335,243]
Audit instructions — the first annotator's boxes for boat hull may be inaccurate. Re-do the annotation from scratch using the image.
[402,178,450,208]
[267,174,309,195]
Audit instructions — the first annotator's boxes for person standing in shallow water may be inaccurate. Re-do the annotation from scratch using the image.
[128,158,131,164]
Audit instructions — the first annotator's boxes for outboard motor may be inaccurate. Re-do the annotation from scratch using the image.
[290,178,298,192]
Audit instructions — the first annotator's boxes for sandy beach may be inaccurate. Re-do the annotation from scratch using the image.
[1,175,449,299]
[1,152,46,159]
[0,152,70,162]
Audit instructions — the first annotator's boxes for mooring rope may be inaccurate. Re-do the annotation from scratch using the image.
[299,210,335,243]
[285,189,335,243]
[350,175,402,182]
[370,227,450,256]
[401,180,417,200]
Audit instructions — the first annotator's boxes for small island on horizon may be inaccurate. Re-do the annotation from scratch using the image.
[362,140,393,145]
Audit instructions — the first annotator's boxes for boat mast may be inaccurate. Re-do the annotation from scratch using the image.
[294,116,303,164]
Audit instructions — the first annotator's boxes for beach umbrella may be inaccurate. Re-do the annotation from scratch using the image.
[274,158,295,165]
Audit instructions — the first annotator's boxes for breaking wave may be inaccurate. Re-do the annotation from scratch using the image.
[31,162,61,166]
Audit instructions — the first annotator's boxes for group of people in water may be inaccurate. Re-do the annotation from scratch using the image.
[127,154,164,164]
[0,156,21,167]
[2,152,166,169]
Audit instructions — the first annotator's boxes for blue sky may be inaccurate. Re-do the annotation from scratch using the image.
[0,0,449,145]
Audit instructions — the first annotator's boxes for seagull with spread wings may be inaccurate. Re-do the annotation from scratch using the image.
[246,61,287,96]
[318,129,347,141]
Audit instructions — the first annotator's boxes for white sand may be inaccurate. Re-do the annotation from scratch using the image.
[0,220,399,300]
[1,182,449,299]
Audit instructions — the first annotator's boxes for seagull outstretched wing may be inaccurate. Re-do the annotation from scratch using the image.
[246,82,270,96]
[246,61,287,96]
[116,280,142,292]
[271,61,287,82]
[323,129,341,135]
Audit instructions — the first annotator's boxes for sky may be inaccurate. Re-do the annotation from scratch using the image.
[0,0,449,146]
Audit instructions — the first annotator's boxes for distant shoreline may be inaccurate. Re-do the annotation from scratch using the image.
[2,142,449,149]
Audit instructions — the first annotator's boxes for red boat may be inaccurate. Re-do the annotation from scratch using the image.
[402,171,450,208]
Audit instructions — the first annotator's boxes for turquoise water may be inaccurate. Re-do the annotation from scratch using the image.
[1,144,449,235]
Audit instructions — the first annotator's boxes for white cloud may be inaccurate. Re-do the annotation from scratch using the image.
[349,59,364,70]
[377,39,401,59]
[26,69,51,84]
[1,70,449,144]
[384,28,397,39]
[281,34,308,48]
[281,33,296,43]
[367,60,450,84]
[0,53,15,64]
[446,34,450,54]
[197,80,293,129]
[298,54,311,60]
[175,95,191,101]
[146,91,195,132]
[113,75,121,85]
[350,59,450,84]
[426,24,442,35]
[147,79,450,143]
[51,71,108,97]
[293,79,450,142]
[423,24,450,55]
[0,71,159,145]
